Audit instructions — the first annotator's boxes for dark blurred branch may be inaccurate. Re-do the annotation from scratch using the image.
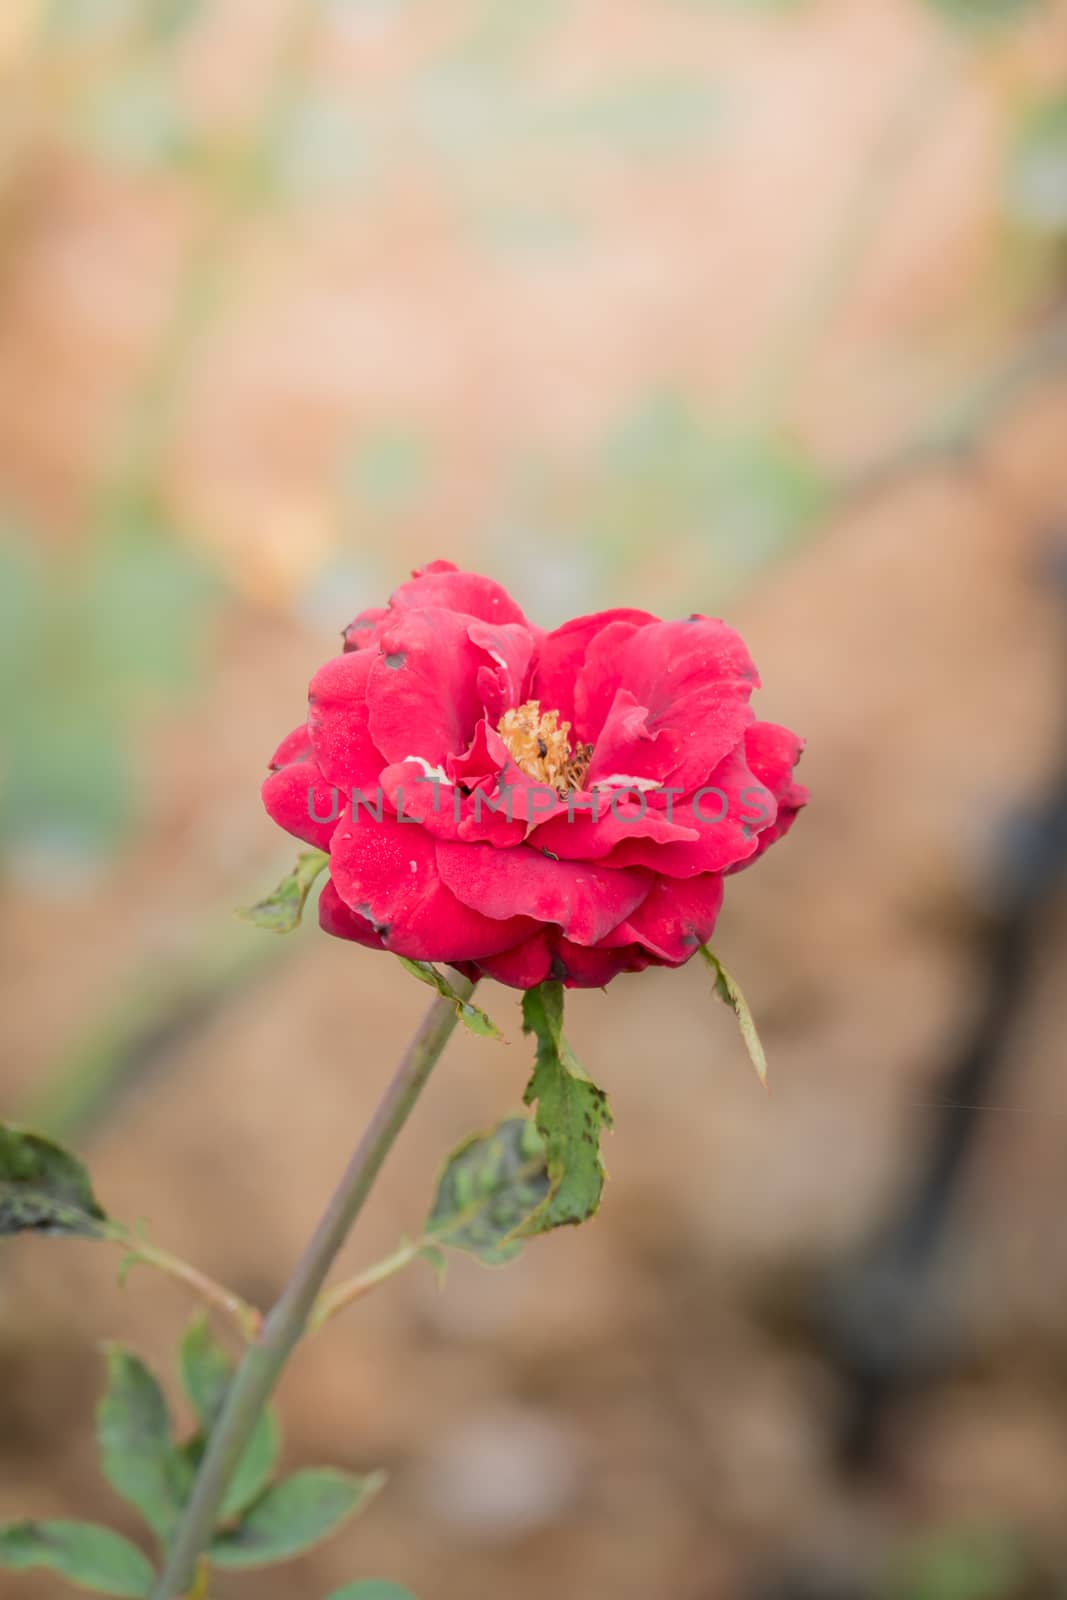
[821,543,1067,1473]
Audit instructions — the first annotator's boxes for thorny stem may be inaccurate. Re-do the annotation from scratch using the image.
[151,975,474,1600]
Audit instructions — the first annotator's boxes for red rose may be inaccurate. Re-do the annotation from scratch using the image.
[263,561,807,989]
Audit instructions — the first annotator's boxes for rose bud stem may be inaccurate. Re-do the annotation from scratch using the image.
[152,973,475,1600]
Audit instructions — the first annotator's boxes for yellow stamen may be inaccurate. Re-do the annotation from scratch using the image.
[497,700,592,794]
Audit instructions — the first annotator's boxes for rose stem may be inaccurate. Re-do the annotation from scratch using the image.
[152,974,475,1599]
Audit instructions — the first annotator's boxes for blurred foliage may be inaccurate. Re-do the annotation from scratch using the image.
[44,0,203,43]
[343,429,433,518]
[924,0,1041,30]
[587,395,830,595]
[0,514,217,876]
[1009,92,1067,237]
[78,66,194,171]
[4,0,1063,886]
[884,1526,1037,1600]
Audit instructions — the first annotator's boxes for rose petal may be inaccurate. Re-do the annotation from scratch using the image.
[474,931,554,988]
[330,808,535,960]
[467,619,536,721]
[448,722,537,846]
[308,649,387,793]
[390,560,529,626]
[582,686,677,789]
[367,607,487,768]
[550,937,654,988]
[726,721,808,872]
[574,619,650,745]
[533,608,656,732]
[584,617,759,794]
[606,743,774,877]
[261,760,342,851]
[318,877,386,949]
[529,783,700,861]
[380,759,464,841]
[269,723,314,771]
[436,840,651,946]
[601,873,724,962]
[342,607,390,652]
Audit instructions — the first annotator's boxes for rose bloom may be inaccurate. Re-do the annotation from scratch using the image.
[263,561,807,989]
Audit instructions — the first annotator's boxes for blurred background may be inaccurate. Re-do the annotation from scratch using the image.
[2,0,1067,1596]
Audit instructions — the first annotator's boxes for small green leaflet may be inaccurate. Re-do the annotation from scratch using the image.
[326,1586,419,1600]
[96,1348,192,1543]
[179,1317,280,1522]
[238,850,329,933]
[0,1521,156,1597]
[396,958,505,1040]
[425,1118,551,1265]
[209,1470,386,1569]
[0,1125,108,1238]
[699,947,768,1088]
[515,983,612,1236]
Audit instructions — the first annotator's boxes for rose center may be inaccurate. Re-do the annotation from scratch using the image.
[496,700,592,794]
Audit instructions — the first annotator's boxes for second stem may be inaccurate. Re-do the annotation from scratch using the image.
[151,975,474,1600]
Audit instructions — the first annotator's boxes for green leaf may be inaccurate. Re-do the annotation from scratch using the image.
[326,1586,418,1600]
[1009,92,1067,235]
[238,850,329,933]
[699,947,768,1088]
[209,1470,386,1569]
[396,958,505,1040]
[426,1117,551,1265]
[96,1348,190,1543]
[179,1318,280,1520]
[0,1522,156,1597]
[515,983,612,1236]
[0,1125,108,1237]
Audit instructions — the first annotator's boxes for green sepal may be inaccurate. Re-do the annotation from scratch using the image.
[396,958,504,1039]
[699,947,768,1088]
[238,849,329,933]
